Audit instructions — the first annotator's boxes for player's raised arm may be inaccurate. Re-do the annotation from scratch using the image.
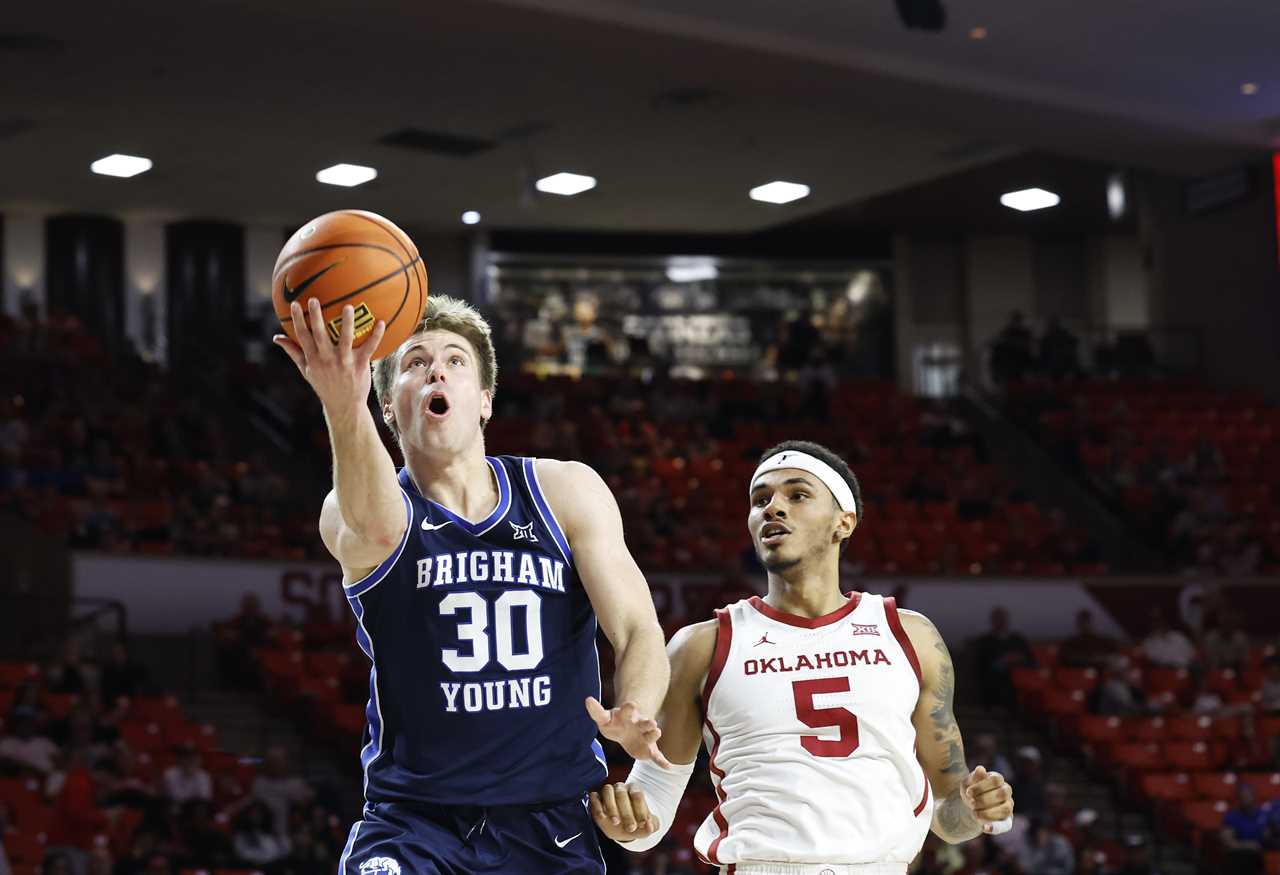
[274,300,406,579]
[535,459,671,763]
[590,619,715,848]
[902,610,1015,844]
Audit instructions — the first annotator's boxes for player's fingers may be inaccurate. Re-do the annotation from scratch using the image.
[585,696,611,728]
[646,740,673,770]
[272,335,306,372]
[972,783,1013,810]
[611,782,639,833]
[598,782,622,825]
[306,297,332,356]
[290,302,318,359]
[977,800,1015,824]
[588,792,610,828]
[628,786,655,832]
[338,305,355,358]
[356,320,387,369]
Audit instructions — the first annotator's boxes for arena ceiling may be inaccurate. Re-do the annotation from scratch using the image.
[0,0,1274,234]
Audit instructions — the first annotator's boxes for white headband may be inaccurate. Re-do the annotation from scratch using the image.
[750,451,859,515]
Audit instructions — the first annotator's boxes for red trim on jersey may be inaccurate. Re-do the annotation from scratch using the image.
[884,596,923,685]
[702,609,734,705]
[914,761,931,817]
[747,592,862,629]
[702,718,730,865]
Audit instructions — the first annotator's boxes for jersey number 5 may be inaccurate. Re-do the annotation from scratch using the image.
[439,590,544,672]
[792,677,860,758]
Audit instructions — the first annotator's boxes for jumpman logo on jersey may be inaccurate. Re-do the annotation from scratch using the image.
[511,521,538,542]
[754,633,776,647]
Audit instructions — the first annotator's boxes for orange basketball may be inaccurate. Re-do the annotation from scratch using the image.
[272,210,428,361]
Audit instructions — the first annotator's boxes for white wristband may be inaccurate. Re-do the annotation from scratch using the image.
[984,816,1014,835]
[615,757,697,853]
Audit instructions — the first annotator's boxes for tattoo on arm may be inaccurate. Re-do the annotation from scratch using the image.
[924,622,981,843]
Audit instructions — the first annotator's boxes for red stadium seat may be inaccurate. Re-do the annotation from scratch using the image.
[1130,717,1169,742]
[1075,715,1126,745]
[1142,668,1192,698]
[1039,689,1088,717]
[1266,851,1280,875]
[1108,743,1164,772]
[1181,799,1229,833]
[1192,772,1242,801]
[1054,667,1099,693]
[1165,742,1225,771]
[0,662,39,688]
[1166,715,1215,742]
[1139,772,1194,802]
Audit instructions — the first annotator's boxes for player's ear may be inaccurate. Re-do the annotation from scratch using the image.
[833,510,858,543]
[480,389,493,424]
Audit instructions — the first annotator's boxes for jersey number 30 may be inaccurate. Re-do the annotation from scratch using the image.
[792,677,860,757]
[439,591,544,672]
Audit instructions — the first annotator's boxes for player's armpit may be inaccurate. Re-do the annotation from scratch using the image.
[657,620,719,764]
[901,610,983,844]
[319,489,408,581]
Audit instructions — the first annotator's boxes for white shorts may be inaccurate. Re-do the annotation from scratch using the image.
[722,864,908,875]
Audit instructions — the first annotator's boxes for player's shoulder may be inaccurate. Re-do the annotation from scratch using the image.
[530,459,614,523]
[667,618,720,691]
[531,457,603,488]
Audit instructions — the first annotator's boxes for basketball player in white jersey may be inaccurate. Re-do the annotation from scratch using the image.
[589,440,1015,874]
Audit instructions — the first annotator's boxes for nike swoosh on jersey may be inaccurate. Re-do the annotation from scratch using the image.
[281,261,341,303]
[421,519,454,532]
[553,832,582,849]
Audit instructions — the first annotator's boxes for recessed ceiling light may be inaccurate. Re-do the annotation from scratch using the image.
[535,172,597,196]
[1000,187,1061,212]
[316,163,377,187]
[749,181,810,204]
[90,154,153,178]
[1106,173,1127,220]
[1241,82,1260,96]
[969,26,988,40]
[461,210,481,225]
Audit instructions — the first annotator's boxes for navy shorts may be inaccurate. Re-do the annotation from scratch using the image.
[339,796,606,875]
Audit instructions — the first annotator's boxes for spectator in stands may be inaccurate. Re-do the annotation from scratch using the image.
[1139,608,1195,669]
[967,733,1013,779]
[1093,657,1150,716]
[1039,317,1080,380]
[1016,817,1076,875]
[232,799,290,868]
[87,846,114,875]
[990,311,1035,386]
[1073,808,1125,875]
[46,638,91,696]
[1220,783,1276,875]
[100,640,148,705]
[1013,746,1048,821]
[161,745,211,805]
[175,798,232,870]
[251,745,314,838]
[0,706,58,776]
[1203,611,1251,671]
[975,607,1035,708]
[1060,610,1116,669]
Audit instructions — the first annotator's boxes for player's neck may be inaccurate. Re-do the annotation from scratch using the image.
[763,561,846,619]
[403,443,498,522]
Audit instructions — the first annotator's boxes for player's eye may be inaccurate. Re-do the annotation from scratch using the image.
[752,495,769,507]
[792,491,810,501]
[449,355,464,366]
[409,357,425,367]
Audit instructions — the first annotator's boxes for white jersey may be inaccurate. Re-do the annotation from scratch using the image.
[694,593,933,868]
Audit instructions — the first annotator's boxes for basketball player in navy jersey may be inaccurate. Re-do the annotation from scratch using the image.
[273,295,671,875]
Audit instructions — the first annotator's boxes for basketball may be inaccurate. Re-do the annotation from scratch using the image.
[271,209,428,361]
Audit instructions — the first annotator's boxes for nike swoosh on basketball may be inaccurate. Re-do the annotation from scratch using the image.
[281,262,342,303]
[553,833,582,849]
[421,520,454,532]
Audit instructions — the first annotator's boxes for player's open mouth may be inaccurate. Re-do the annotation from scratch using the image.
[426,394,450,418]
[760,523,790,546]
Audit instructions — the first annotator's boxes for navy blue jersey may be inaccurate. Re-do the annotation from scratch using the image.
[341,456,607,807]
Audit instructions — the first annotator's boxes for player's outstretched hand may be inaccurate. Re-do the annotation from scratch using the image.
[273,299,387,418]
[589,782,658,843]
[585,696,673,769]
[962,765,1015,834]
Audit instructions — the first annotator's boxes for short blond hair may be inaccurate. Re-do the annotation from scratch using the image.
[372,295,498,418]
